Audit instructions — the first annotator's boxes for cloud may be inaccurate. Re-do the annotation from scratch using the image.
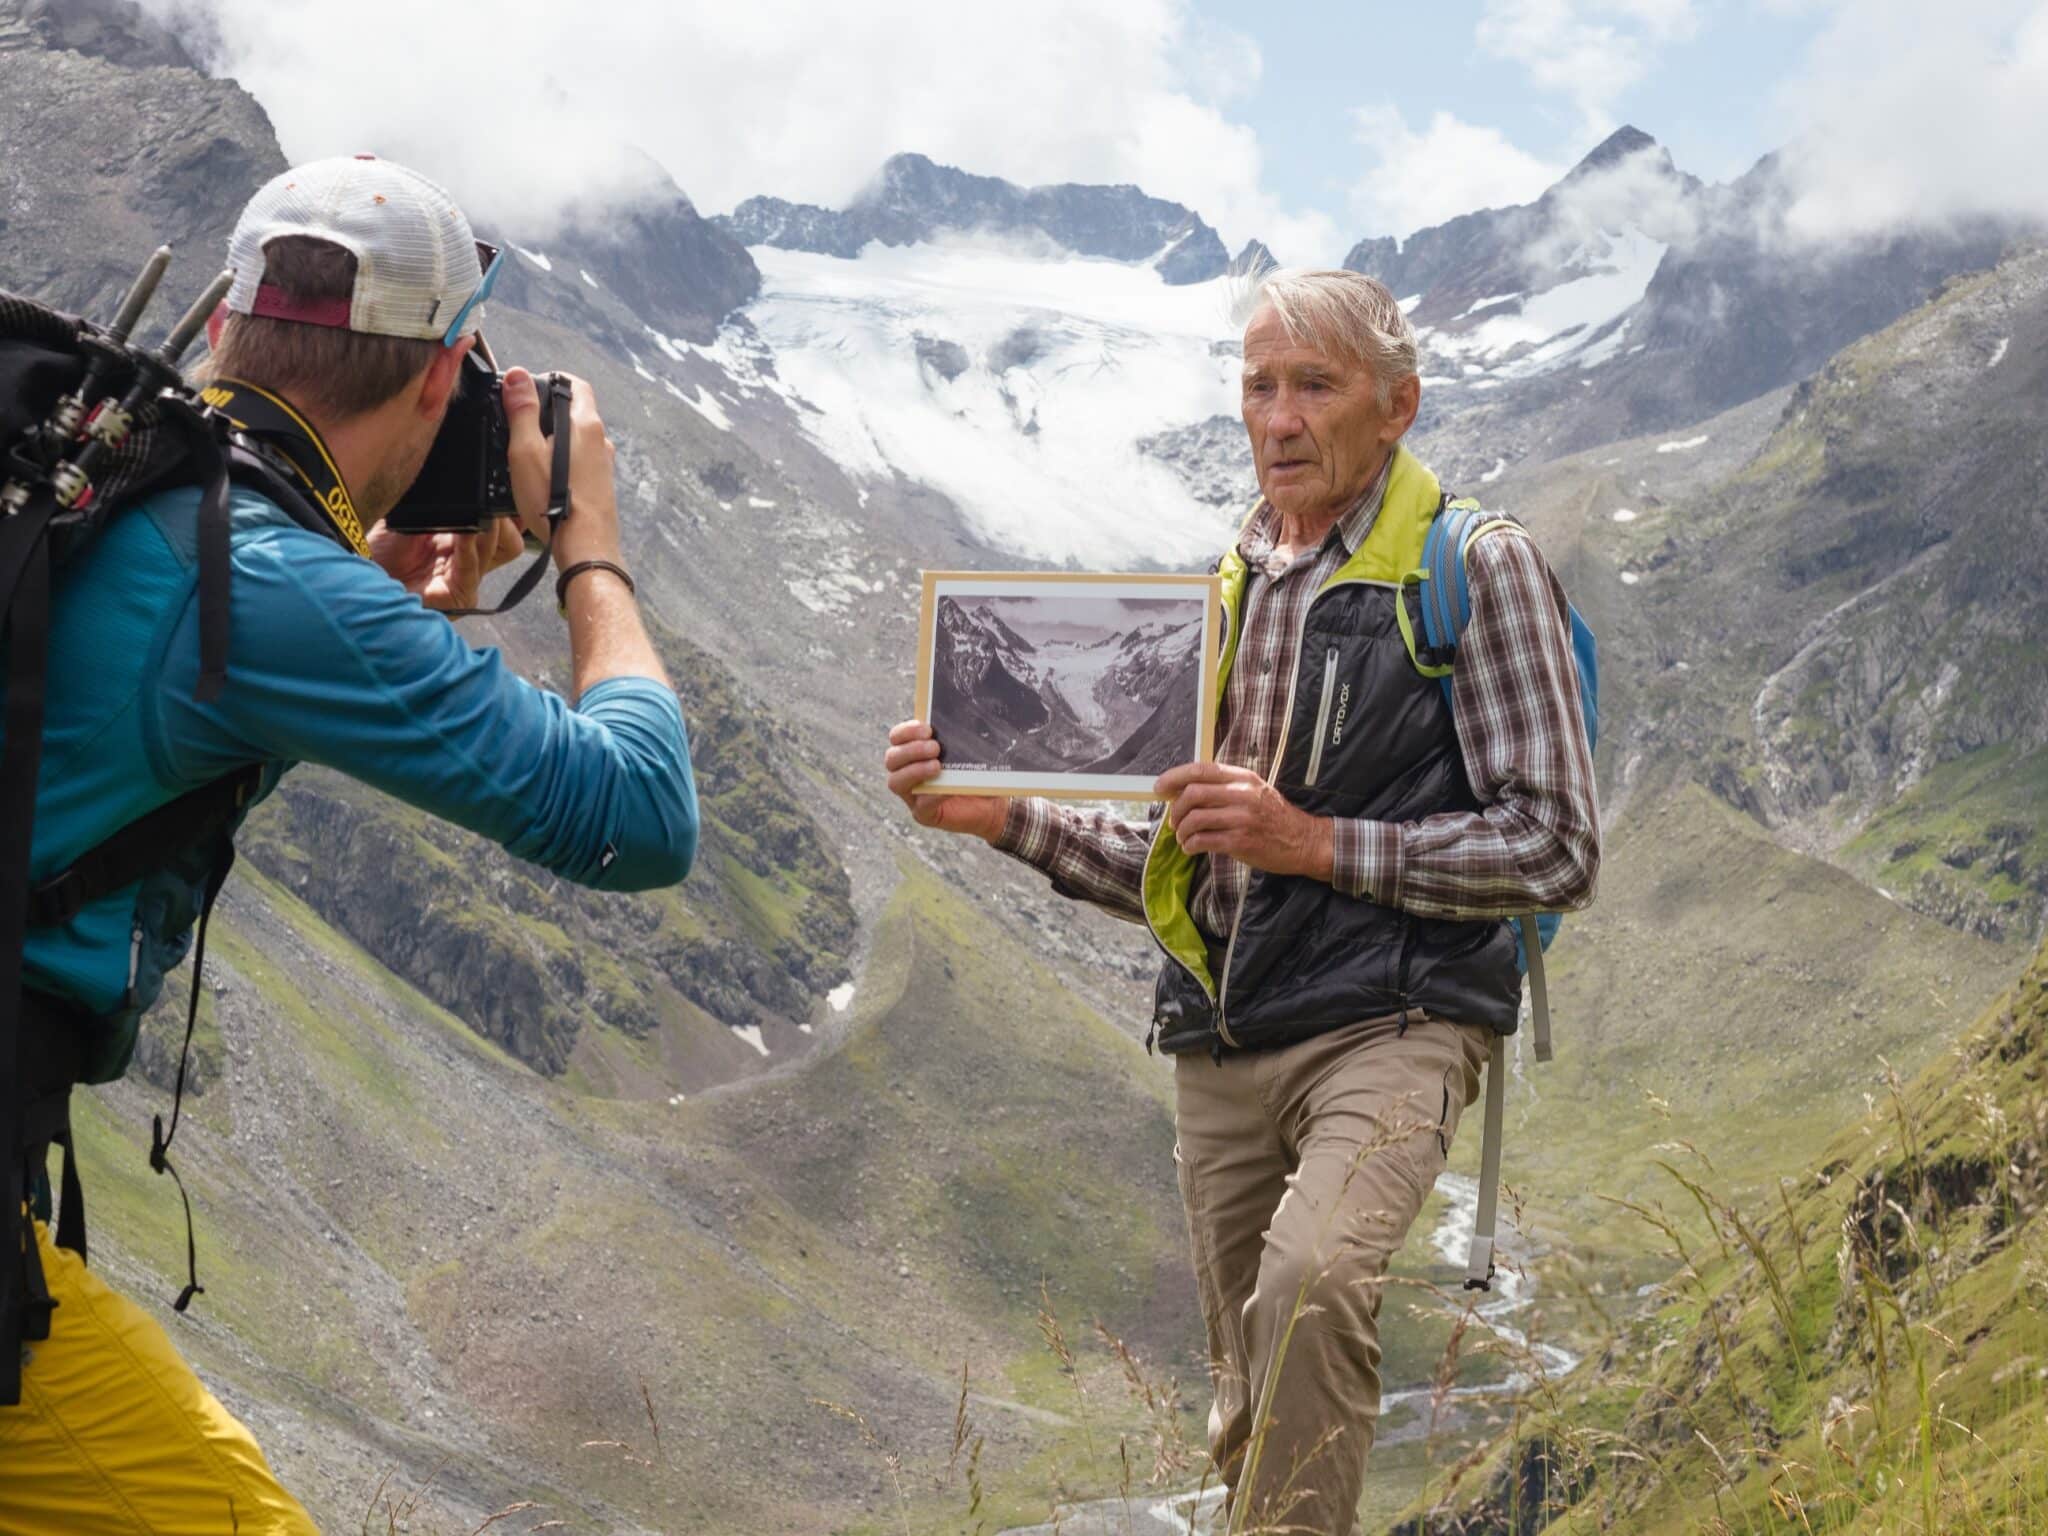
[1169,12,1262,108]
[144,0,1339,259]
[1477,0,1698,138]
[1773,0,2048,242]
[1349,108,1565,239]
[1524,144,1700,268]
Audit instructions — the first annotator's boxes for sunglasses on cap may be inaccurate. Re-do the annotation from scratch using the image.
[440,239,504,347]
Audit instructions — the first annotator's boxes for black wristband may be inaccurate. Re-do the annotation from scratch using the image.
[555,559,635,614]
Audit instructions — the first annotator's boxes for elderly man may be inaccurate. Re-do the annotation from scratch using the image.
[884,268,1598,1533]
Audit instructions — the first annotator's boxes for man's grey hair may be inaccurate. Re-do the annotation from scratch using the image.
[1231,265,1419,409]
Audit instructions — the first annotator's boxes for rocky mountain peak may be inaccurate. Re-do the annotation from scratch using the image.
[859,151,1007,222]
[0,0,758,345]
[492,146,760,346]
[1154,213,1228,284]
[1232,238,1276,275]
[1568,123,1663,178]
[717,153,1231,285]
[0,13,283,320]
[1333,114,2011,458]
[0,0,200,70]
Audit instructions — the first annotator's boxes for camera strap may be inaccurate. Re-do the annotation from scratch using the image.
[197,376,573,619]
[438,371,573,620]
[194,380,371,557]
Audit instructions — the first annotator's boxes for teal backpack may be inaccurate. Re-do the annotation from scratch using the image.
[1405,497,1599,1290]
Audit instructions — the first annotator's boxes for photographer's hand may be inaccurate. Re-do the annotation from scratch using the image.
[504,368,671,700]
[366,519,523,611]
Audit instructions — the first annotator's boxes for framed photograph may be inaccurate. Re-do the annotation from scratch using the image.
[914,571,1223,801]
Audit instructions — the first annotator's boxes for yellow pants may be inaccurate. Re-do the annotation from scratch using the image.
[0,1220,317,1534]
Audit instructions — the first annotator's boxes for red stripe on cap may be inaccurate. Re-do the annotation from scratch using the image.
[250,284,352,328]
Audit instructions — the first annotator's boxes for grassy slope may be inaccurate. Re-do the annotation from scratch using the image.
[231,617,858,1094]
[1389,932,2048,1536]
[1842,744,2048,946]
[1507,783,2018,1253]
[71,857,1197,1535]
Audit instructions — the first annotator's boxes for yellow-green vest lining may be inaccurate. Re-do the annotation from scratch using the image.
[1138,443,1455,998]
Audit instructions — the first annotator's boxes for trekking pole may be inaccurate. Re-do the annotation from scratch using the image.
[108,245,174,346]
[46,246,174,450]
[152,269,231,370]
[53,269,230,510]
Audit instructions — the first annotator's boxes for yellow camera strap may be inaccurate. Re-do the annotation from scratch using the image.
[197,378,370,557]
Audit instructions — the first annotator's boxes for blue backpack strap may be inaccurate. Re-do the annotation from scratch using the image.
[1568,609,1600,752]
[1419,499,1502,706]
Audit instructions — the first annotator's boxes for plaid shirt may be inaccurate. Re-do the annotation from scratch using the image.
[993,460,1600,935]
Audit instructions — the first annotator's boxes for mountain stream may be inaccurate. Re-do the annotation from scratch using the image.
[998,1171,1582,1535]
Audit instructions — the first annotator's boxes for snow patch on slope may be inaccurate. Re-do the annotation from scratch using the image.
[1420,230,1666,381]
[684,386,732,430]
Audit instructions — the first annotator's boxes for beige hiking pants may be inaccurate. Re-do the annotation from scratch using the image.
[1173,1011,1492,1536]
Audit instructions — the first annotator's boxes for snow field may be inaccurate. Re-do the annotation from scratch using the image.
[1417,229,1667,380]
[738,238,1246,568]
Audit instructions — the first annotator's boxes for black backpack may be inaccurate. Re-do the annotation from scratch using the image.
[0,259,336,1405]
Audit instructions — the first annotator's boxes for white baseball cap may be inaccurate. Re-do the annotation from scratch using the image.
[223,154,501,347]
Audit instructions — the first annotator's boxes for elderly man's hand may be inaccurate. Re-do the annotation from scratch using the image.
[885,721,1012,843]
[1157,762,1334,881]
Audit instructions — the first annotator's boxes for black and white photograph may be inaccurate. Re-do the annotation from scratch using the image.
[914,573,1221,799]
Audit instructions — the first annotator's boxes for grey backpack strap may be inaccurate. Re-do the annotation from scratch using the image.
[1519,913,1554,1064]
[1464,1031,1507,1291]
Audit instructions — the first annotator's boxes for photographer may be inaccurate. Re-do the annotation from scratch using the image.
[4,157,696,1533]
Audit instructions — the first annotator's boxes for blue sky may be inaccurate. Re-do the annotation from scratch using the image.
[1213,1,1832,236]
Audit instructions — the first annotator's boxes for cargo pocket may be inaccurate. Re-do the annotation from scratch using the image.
[1433,1025,1490,1156]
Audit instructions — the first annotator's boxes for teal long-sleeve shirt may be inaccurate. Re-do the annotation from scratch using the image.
[25,485,698,1080]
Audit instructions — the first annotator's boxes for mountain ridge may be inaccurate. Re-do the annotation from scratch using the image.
[930,596,1204,774]
[716,150,1231,284]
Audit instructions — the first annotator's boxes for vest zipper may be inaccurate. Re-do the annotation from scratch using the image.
[1217,576,1378,1043]
[1304,645,1341,788]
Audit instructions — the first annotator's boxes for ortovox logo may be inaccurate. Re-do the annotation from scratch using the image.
[1330,682,1351,745]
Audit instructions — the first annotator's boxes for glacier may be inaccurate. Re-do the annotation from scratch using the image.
[735,236,1247,569]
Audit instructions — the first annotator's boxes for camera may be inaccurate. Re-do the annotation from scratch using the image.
[384,337,568,536]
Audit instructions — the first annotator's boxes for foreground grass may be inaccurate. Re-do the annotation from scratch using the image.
[1384,932,2048,1535]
